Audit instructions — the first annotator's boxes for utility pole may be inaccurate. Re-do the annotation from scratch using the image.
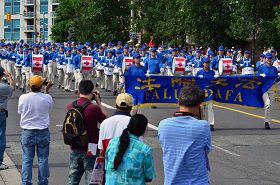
[42,13,45,43]
[130,0,135,45]
[34,0,37,42]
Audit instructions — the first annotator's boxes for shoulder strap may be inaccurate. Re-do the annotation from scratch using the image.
[72,100,78,107]
[81,101,91,110]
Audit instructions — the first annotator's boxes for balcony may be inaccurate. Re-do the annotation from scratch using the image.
[50,12,57,18]
[22,0,35,6]
[23,12,35,18]
[23,25,35,32]
[52,0,59,4]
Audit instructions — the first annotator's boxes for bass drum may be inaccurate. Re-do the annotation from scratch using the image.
[172,57,185,76]
[218,59,233,76]
[122,57,134,74]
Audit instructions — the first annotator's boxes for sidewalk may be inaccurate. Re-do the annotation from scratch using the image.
[0,152,21,185]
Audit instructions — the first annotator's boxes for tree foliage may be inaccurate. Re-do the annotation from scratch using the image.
[51,0,130,43]
[52,0,280,49]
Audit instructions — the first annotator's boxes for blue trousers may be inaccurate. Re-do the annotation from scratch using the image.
[0,112,6,164]
[21,129,50,185]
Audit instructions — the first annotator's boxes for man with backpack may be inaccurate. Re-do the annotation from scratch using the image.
[65,80,107,185]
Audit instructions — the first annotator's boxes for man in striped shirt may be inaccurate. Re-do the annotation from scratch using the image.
[158,85,211,185]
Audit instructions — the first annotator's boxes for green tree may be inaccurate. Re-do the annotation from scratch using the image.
[51,0,130,43]
[226,0,280,50]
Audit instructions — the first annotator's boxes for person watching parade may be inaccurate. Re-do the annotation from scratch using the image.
[0,67,14,170]
[158,85,211,185]
[18,75,53,184]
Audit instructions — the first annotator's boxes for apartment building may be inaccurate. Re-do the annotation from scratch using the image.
[0,0,59,43]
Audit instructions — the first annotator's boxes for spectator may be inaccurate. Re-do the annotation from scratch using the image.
[18,75,53,184]
[105,114,155,185]
[0,67,14,170]
[158,85,211,185]
[67,80,107,185]
[98,93,134,154]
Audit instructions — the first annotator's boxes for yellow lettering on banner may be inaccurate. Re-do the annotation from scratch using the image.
[163,89,172,99]
[235,78,262,90]
[210,78,228,86]
[225,90,234,100]
[174,89,179,100]
[216,89,222,99]
[152,90,160,100]
[205,89,213,98]
[135,77,161,90]
[171,78,196,87]
[234,92,243,102]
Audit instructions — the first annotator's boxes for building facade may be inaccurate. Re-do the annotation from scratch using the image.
[0,0,59,43]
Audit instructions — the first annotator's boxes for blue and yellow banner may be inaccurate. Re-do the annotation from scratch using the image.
[124,75,278,108]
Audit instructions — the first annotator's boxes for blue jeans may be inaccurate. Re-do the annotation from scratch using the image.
[21,129,50,185]
[67,150,96,185]
[0,112,6,164]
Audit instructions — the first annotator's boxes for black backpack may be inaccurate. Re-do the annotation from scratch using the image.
[63,100,91,147]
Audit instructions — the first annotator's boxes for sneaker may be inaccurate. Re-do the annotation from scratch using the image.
[95,84,99,88]
[57,85,61,88]
[210,125,214,131]
[0,163,8,170]
[264,122,270,130]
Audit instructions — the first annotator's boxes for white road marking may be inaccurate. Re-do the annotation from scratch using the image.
[148,123,159,131]
[267,160,280,166]
[212,144,241,157]
[101,102,116,110]
[56,124,63,127]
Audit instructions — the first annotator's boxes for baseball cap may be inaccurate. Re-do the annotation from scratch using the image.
[218,46,224,51]
[244,50,250,54]
[29,75,44,87]
[202,57,210,63]
[260,54,265,58]
[266,53,273,58]
[0,66,5,76]
[151,47,157,52]
[133,53,141,58]
[116,93,134,108]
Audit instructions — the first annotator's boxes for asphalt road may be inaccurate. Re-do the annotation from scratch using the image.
[4,79,280,185]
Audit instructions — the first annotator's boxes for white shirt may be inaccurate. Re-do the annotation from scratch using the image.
[18,92,53,130]
[98,114,131,150]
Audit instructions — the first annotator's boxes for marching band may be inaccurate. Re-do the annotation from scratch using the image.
[0,41,279,130]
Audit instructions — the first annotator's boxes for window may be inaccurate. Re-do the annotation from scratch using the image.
[40,0,48,14]
[4,0,20,15]
[4,19,20,41]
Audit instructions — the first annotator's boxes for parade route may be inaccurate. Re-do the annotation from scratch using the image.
[2,81,280,185]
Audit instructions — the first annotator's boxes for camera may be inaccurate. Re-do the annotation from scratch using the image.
[91,91,101,101]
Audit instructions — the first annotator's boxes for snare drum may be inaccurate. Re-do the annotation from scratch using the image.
[104,67,114,76]
[113,66,119,75]
[122,57,134,74]
[172,57,186,76]
[242,67,254,75]
[218,59,233,76]
[273,60,280,72]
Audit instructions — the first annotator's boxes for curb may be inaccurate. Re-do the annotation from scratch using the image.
[0,152,21,185]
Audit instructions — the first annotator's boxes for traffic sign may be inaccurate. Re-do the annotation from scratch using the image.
[129,32,136,39]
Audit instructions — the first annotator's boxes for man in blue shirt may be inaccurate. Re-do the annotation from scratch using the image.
[158,85,211,185]
[125,53,147,76]
[258,53,278,129]
[196,57,216,131]
[144,48,164,74]
[210,46,225,73]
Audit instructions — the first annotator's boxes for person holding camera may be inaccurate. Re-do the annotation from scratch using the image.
[66,80,107,185]
[18,75,53,184]
[0,66,14,170]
